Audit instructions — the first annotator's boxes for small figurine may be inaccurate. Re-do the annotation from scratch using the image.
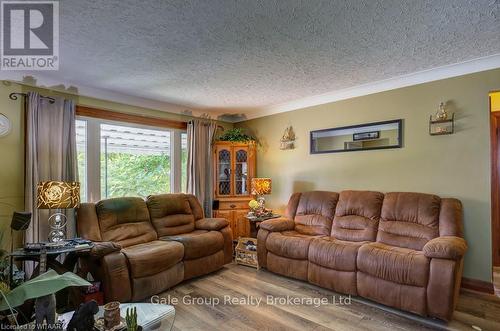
[66,300,99,331]
[435,102,448,120]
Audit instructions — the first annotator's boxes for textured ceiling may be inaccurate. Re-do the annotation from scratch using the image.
[36,0,500,116]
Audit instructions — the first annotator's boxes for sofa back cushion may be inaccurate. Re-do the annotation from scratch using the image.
[292,191,339,235]
[146,194,195,236]
[185,194,204,220]
[377,192,440,250]
[332,190,384,241]
[95,197,157,247]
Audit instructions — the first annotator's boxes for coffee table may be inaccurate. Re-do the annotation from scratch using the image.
[59,302,175,330]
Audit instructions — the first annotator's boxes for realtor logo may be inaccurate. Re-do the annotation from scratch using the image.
[1,1,59,70]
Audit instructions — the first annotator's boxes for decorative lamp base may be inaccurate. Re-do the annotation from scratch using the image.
[48,212,67,243]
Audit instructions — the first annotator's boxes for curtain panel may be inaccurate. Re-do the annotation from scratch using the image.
[186,119,217,216]
[25,92,78,244]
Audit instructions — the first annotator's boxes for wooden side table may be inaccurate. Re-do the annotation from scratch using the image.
[246,214,281,238]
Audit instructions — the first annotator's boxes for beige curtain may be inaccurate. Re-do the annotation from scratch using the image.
[187,119,218,216]
[25,92,78,244]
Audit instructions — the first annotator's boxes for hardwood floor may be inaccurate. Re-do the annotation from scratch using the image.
[494,267,500,297]
[155,263,500,331]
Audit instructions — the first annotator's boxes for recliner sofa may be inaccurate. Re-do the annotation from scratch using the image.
[77,193,232,302]
[257,190,467,321]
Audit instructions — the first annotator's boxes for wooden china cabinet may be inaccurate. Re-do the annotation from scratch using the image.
[212,141,256,239]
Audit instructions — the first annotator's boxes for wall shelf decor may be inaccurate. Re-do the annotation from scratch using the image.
[429,113,454,136]
[280,126,295,150]
[429,102,454,135]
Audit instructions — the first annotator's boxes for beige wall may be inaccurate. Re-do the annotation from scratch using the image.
[0,81,231,251]
[237,68,500,282]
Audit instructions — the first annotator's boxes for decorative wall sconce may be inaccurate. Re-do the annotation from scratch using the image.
[280,126,295,150]
[429,102,454,135]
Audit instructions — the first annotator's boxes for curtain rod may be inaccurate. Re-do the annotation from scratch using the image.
[9,92,55,104]
[188,119,225,131]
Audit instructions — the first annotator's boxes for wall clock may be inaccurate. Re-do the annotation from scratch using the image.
[0,113,12,137]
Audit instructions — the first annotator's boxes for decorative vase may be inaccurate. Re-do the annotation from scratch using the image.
[103,301,121,329]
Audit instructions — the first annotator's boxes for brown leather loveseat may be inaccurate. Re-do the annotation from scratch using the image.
[77,193,232,303]
[258,190,467,321]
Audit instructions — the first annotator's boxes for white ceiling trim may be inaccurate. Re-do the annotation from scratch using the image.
[239,54,500,122]
[2,53,499,123]
[0,72,215,118]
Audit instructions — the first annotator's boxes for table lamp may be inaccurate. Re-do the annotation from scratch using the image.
[37,181,80,243]
[251,178,272,209]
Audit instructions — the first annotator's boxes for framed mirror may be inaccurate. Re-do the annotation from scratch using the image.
[310,119,403,154]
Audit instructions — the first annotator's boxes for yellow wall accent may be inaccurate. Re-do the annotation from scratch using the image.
[237,68,500,282]
[0,81,231,251]
[491,91,500,112]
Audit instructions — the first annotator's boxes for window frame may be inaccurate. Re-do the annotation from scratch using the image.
[76,113,187,202]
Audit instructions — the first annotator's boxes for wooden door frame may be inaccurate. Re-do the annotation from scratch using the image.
[490,92,500,267]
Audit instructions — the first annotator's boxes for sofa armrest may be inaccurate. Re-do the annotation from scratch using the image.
[195,218,229,231]
[423,236,467,260]
[259,218,295,232]
[89,241,122,259]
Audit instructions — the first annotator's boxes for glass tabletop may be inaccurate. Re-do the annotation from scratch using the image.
[10,244,93,257]
[246,213,281,222]
[59,302,176,331]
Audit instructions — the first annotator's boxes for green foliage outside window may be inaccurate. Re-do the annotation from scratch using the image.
[181,146,188,192]
[101,152,171,198]
[77,151,86,202]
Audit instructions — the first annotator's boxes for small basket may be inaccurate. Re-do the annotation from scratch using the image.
[235,237,259,269]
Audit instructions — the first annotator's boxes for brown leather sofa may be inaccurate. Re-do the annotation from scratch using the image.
[77,193,232,303]
[258,190,467,321]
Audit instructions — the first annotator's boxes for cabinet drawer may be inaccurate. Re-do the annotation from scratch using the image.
[219,201,249,210]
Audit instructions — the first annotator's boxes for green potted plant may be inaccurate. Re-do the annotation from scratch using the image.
[125,307,142,331]
[0,249,24,289]
[217,128,255,142]
[0,270,91,328]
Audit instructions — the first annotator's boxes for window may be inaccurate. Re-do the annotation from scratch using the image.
[76,117,186,202]
[100,123,171,199]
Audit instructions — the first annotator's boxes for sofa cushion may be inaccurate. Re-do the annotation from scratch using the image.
[96,197,157,248]
[378,192,441,250]
[266,231,321,260]
[357,242,429,287]
[161,230,224,259]
[332,190,384,242]
[195,218,229,231]
[294,191,339,235]
[308,237,365,272]
[186,194,205,220]
[121,240,184,278]
[146,194,196,236]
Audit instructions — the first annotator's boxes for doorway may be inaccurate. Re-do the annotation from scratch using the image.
[490,91,500,296]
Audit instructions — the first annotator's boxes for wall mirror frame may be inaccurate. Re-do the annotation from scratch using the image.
[310,119,403,154]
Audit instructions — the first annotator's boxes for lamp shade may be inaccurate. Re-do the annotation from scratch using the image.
[37,181,80,209]
[251,178,272,195]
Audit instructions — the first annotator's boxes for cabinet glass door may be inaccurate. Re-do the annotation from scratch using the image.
[217,148,231,195]
[234,148,248,195]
